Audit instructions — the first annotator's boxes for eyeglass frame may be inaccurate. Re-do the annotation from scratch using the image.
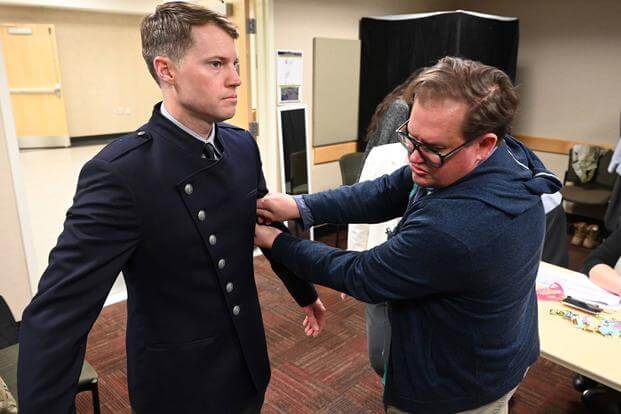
[395,120,477,168]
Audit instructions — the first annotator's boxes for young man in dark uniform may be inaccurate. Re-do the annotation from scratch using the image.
[17,3,325,413]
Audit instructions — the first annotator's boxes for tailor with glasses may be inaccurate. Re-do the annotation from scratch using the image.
[254,57,562,413]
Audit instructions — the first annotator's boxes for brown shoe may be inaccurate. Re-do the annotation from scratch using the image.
[583,224,600,249]
[571,222,587,246]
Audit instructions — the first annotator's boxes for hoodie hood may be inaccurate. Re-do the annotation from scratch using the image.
[435,136,562,217]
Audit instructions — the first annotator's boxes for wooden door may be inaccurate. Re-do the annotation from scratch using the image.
[0,23,70,148]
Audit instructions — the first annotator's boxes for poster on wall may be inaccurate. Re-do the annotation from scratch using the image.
[276,50,303,104]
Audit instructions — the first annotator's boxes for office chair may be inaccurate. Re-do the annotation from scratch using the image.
[0,296,101,413]
[561,146,617,222]
[339,152,364,187]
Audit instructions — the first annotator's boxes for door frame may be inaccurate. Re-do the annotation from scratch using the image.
[254,0,280,192]
[0,40,37,296]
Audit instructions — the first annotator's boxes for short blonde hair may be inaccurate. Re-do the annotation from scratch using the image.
[140,1,238,83]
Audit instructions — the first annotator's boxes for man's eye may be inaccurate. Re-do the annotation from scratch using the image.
[210,61,223,69]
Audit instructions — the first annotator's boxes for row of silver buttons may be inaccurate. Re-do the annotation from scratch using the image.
[185,182,239,316]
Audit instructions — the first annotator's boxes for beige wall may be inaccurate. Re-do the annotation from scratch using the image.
[459,0,621,146]
[276,0,620,191]
[273,0,455,191]
[0,6,161,137]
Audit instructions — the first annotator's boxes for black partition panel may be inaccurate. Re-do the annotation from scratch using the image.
[358,11,519,138]
[280,108,308,195]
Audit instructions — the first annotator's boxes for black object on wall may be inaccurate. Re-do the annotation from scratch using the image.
[279,107,309,195]
[358,11,519,139]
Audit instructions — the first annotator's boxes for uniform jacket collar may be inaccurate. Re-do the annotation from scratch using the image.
[144,102,225,159]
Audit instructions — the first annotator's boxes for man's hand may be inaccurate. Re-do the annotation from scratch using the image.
[256,192,300,224]
[302,298,326,337]
[254,224,282,249]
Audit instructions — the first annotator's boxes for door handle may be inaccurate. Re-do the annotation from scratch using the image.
[9,83,62,96]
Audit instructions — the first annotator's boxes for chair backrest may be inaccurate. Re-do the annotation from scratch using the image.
[289,151,309,194]
[594,150,617,188]
[0,296,19,349]
[339,152,364,186]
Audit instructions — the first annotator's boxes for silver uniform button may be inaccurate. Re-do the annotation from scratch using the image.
[137,131,146,136]
[184,184,193,195]
[218,259,226,269]
[226,282,234,293]
[233,305,240,316]
[197,210,206,221]
[209,234,217,245]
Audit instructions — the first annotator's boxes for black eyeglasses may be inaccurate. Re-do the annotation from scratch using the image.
[395,120,474,168]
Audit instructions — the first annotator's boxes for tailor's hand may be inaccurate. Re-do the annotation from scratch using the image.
[256,192,299,224]
[254,224,282,249]
[302,298,326,337]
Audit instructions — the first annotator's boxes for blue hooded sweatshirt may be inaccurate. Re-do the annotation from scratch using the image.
[271,136,562,413]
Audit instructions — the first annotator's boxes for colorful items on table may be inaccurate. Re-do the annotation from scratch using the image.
[536,282,564,301]
[549,309,621,338]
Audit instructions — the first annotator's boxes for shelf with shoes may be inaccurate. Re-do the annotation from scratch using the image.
[571,221,602,250]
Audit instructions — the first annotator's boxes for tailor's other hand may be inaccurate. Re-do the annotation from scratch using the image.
[253,224,282,249]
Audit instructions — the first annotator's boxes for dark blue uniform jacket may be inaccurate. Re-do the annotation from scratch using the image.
[18,104,317,414]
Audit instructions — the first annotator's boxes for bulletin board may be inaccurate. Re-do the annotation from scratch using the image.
[312,37,360,147]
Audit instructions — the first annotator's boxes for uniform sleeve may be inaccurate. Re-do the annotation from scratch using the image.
[250,133,318,307]
[271,218,472,304]
[18,158,141,414]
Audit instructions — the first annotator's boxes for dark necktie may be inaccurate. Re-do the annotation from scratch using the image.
[203,142,218,160]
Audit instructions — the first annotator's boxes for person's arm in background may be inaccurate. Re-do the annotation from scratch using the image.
[251,135,325,336]
[582,228,621,295]
[346,143,410,300]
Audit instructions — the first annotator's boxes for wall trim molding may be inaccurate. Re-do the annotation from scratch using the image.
[18,135,70,148]
[515,134,614,155]
[313,140,357,165]
[310,135,614,163]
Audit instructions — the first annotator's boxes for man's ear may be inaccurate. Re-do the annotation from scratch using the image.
[153,56,175,85]
[477,133,498,161]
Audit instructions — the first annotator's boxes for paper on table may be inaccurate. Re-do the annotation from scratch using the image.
[537,265,621,308]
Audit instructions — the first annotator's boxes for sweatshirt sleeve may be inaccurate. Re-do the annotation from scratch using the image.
[303,165,412,227]
[271,218,472,304]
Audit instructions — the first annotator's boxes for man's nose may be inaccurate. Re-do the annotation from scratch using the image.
[228,64,242,87]
[409,146,425,164]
